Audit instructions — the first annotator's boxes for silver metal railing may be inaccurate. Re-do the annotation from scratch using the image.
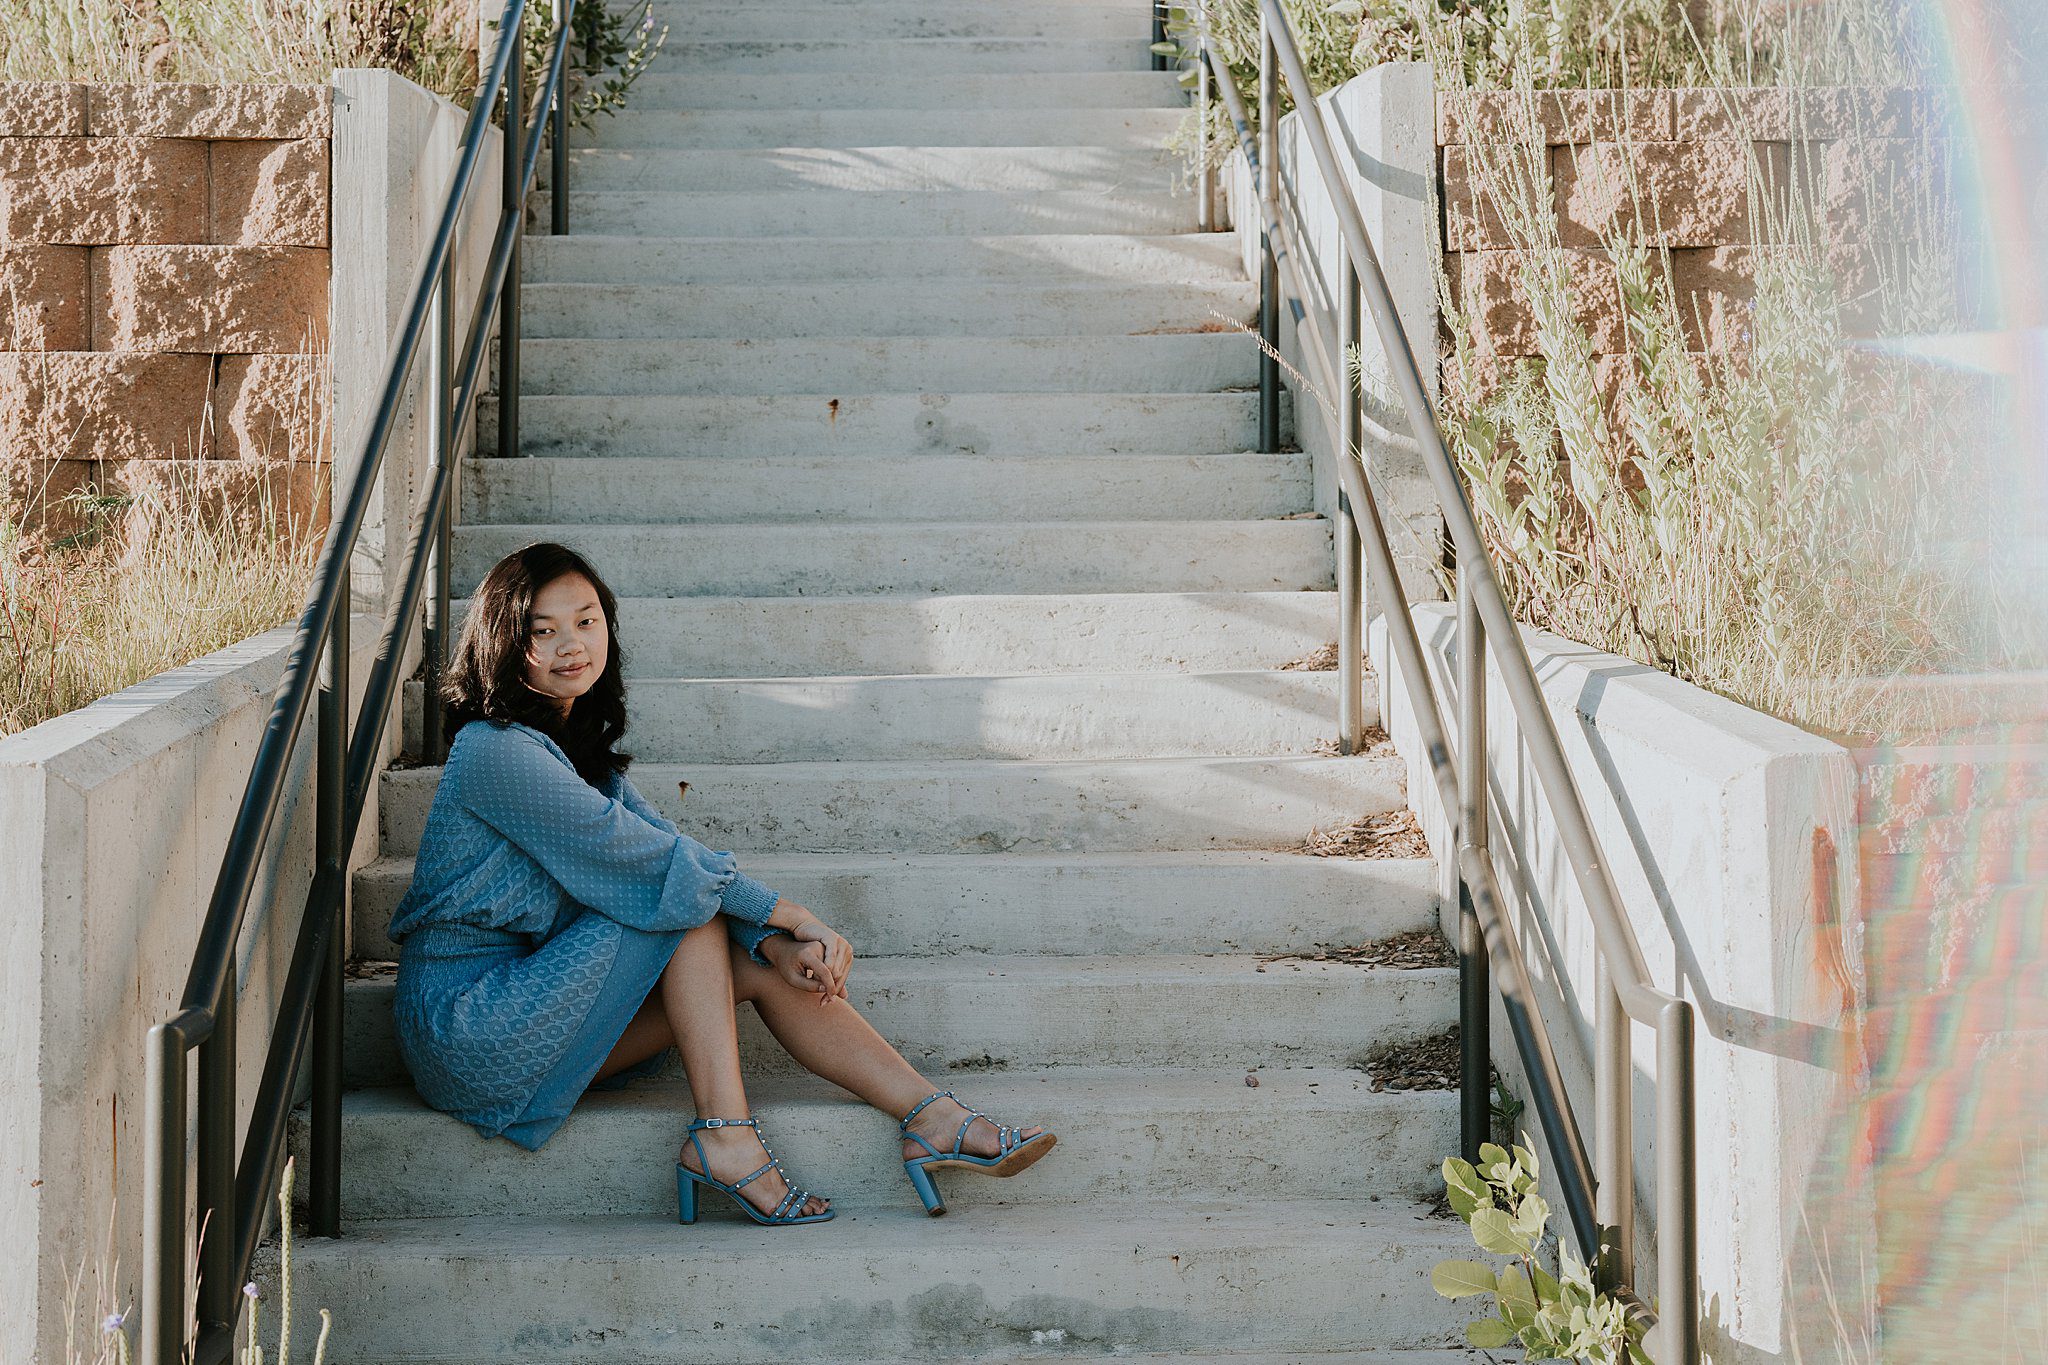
[1181,3,1700,1356]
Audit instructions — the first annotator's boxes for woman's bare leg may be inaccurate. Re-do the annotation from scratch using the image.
[726,943,1046,1162]
[599,919,828,1218]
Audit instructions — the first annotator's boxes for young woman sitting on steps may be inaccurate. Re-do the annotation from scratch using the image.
[386,541,1055,1225]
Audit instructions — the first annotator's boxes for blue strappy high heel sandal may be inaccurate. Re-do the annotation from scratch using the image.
[676,1116,834,1227]
[898,1088,1057,1216]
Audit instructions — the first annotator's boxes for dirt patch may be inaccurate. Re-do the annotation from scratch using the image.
[1279,641,1338,671]
[1297,808,1430,858]
[1358,1027,1460,1093]
[345,958,397,981]
[1309,724,1395,757]
[946,1051,1009,1072]
[1259,927,1455,973]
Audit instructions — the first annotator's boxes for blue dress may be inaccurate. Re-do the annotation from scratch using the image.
[386,717,784,1150]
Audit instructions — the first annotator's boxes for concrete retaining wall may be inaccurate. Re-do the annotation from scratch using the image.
[0,82,333,539]
[1376,602,1876,1365]
[0,615,380,1365]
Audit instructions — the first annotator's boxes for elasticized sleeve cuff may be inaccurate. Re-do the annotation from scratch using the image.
[719,872,781,926]
[726,919,787,968]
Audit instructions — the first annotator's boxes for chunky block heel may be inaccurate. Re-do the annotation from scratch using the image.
[675,1116,833,1227]
[898,1088,1056,1218]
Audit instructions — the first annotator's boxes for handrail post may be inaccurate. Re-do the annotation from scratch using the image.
[1195,22,1214,232]
[550,0,569,235]
[195,989,234,1337]
[142,1023,190,1365]
[1151,0,1166,72]
[1335,253,1363,753]
[1595,962,1636,1294]
[422,257,455,763]
[1255,10,1279,453]
[309,607,348,1238]
[1659,1001,1701,1362]
[1457,564,1491,1163]
[498,19,525,460]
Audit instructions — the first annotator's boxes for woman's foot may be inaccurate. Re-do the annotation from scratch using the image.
[900,1093,1046,1162]
[679,1124,830,1219]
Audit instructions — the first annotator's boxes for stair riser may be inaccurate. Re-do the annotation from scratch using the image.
[450,522,1334,599]
[265,1210,1471,1362]
[378,753,1401,856]
[576,108,1182,150]
[487,391,1287,459]
[636,7,1152,42]
[290,1084,1458,1219]
[518,335,1256,397]
[550,145,1179,193]
[520,283,1255,340]
[648,37,1155,75]
[352,853,1436,961]
[433,591,1334,678]
[621,71,1182,110]
[519,233,1244,286]
[459,453,1306,525]
[341,966,1457,1087]
[402,670,1351,763]
[555,189,1195,237]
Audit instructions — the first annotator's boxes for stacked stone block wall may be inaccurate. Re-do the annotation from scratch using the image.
[1436,86,1954,398]
[0,82,332,539]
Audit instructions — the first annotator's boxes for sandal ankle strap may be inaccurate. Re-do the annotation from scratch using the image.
[689,1116,756,1130]
[898,1089,956,1131]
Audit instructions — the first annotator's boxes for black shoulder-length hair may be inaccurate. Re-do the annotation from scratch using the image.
[440,541,632,788]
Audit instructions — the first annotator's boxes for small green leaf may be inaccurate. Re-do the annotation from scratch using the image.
[1478,1142,1510,1170]
[1496,1266,1538,1330]
[1514,1140,1541,1179]
[1512,1193,1550,1244]
[1531,1262,1562,1303]
[1629,1339,1657,1364]
[1465,1319,1517,1349]
[1430,1260,1499,1300]
[1442,1157,1486,1201]
[1148,40,1181,55]
[1470,1206,1532,1256]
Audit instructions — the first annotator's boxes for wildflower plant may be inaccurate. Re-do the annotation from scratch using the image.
[1433,1139,1653,1363]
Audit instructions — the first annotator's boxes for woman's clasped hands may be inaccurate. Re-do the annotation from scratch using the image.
[762,906,854,1006]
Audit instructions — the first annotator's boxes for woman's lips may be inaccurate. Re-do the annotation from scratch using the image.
[553,662,588,678]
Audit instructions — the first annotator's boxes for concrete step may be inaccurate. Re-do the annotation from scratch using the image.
[554,187,1196,236]
[491,391,1287,460]
[450,520,1332,598]
[622,70,1184,110]
[264,1200,1471,1362]
[647,36,1155,76]
[377,752,1402,856]
[576,107,1183,150]
[439,591,1336,678]
[350,851,1434,961]
[341,953,1456,1087]
[638,3,1154,43]
[550,144,1178,194]
[517,335,1255,397]
[459,452,1305,524]
[291,1067,1457,1220]
[752,1356,1492,1365]
[518,232,1244,287]
[520,279,1254,340]
[400,668,1354,763]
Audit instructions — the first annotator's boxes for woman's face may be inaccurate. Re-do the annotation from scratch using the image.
[523,572,608,715]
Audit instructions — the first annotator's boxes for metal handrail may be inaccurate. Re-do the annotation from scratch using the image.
[1184,4,1699,1357]
[140,6,578,1361]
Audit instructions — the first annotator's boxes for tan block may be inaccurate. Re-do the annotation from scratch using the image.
[209,138,328,247]
[0,83,88,137]
[88,83,331,139]
[93,245,327,352]
[0,245,89,349]
[1555,140,1772,248]
[1437,89,1672,146]
[0,350,213,461]
[105,457,329,542]
[0,458,102,537]
[1821,137,1953,245]
[214,354,328,462]
[1668,245,1757,350]
[1671,87,1796,140]
[1452,248,1627,358]
[1442,143,1551,251]
[1799,87,1938,140]
[0,137,207,245]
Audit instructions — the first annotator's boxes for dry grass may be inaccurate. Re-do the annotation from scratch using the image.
[1280,640,1339,671]
[1260,925,1455,970]
[1,460,324,738]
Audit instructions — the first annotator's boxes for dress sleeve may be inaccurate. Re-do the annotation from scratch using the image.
[614,769,788,967]
[450,722,781,935]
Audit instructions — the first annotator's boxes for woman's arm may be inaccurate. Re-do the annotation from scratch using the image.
[451,722,781,934]
[613,769,790,965]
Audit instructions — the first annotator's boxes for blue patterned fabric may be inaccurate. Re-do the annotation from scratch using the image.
[387,718,783,1150]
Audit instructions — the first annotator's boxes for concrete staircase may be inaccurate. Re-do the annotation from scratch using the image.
[279,3,1478,1358]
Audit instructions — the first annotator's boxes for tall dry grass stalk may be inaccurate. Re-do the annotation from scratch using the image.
[0,460,325,738]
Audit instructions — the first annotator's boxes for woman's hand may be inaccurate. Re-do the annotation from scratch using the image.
[763,916,854,1005]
